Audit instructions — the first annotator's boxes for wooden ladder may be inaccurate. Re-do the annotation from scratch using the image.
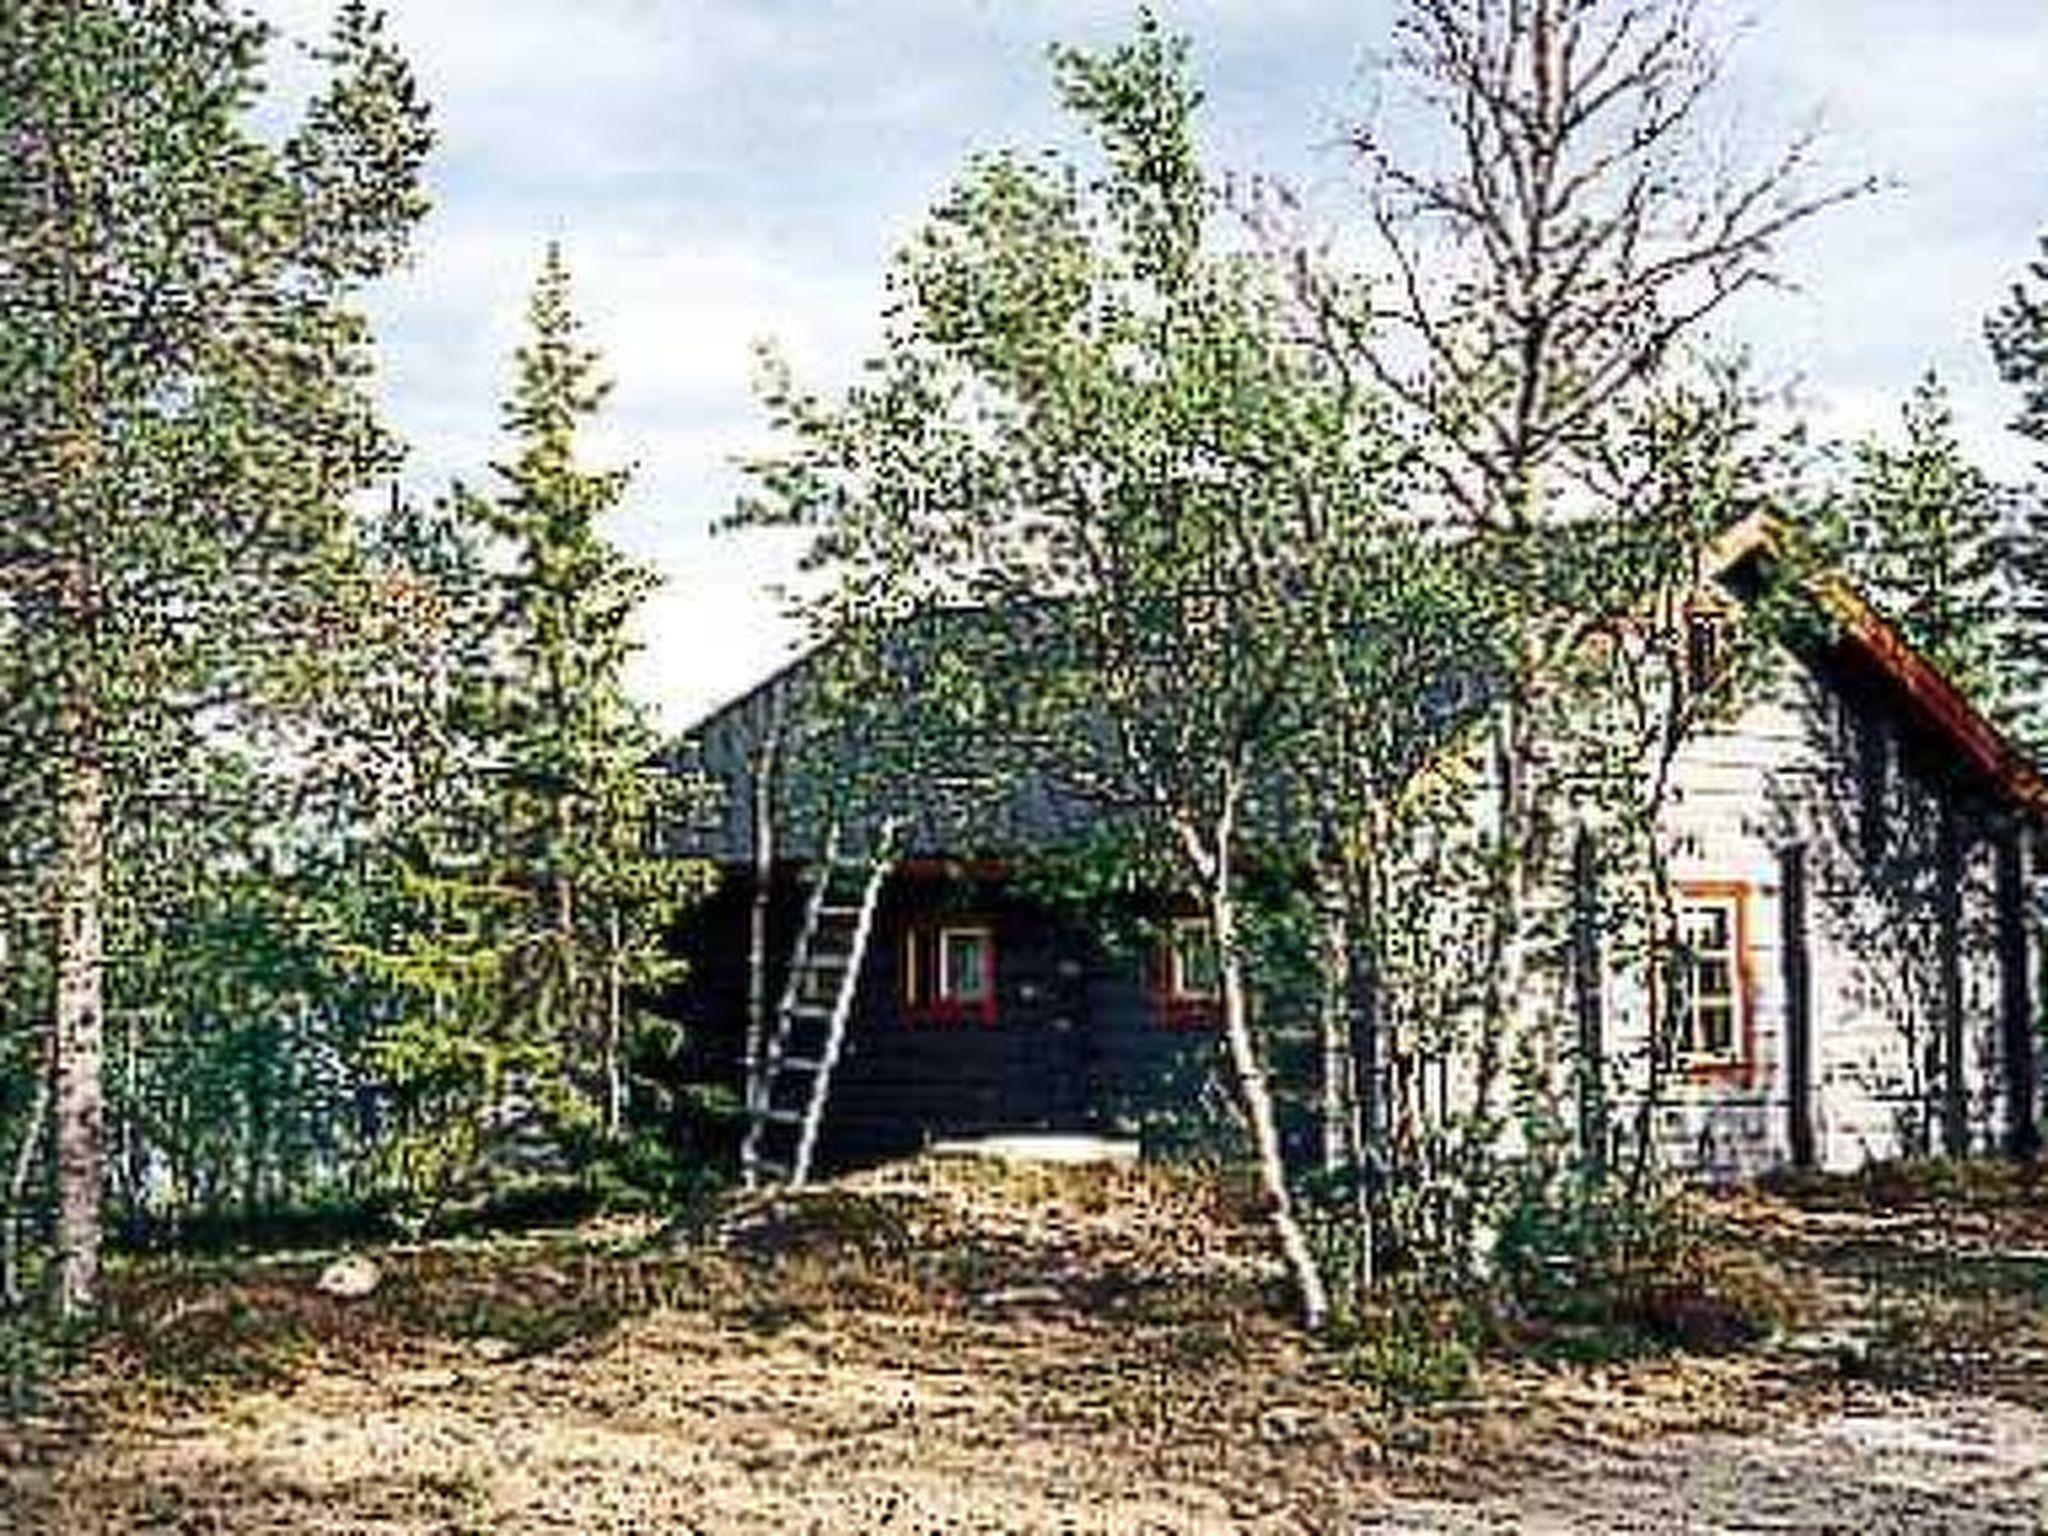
[741,824,896,1190]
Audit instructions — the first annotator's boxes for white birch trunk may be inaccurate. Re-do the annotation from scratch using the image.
[1317,885,1350,1180]
[1208,879,1330,1332]
[603,904,625,1140]
[53,733,106,1319]
[744,723,779,1114]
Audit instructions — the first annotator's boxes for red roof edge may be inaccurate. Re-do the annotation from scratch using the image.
[1708,513,2048,822]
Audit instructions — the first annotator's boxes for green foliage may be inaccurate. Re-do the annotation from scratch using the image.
[353,249,713,1218]
[1834,373,2006,704]
[1494,1179,1798,1357]
[1330,1301,1481,1405]
[1986,246,2048,749]
[0,0,431,1314]
[1988,235,2048,450]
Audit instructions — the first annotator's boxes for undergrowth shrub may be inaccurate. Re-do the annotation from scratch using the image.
[1329,1294,1482,1405]
[1494,1173,1800,1354]
[0,1310,51,1417]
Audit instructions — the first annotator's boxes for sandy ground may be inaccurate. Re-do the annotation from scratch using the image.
[5,1163,2048,1532]
[1367,1395,2048,1533]
[10,1317,2046,1533]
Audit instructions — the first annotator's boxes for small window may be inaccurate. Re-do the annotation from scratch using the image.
[1152,916,1221,1028]
[1677,890,1746,1062]
[902,921,997,1024]
[1168,918,1220,1002]
[940,927,993,1004]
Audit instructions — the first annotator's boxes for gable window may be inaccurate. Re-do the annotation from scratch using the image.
[940,926,993,1005]
[902,920,998,1025]
[1676,886,1750,1067]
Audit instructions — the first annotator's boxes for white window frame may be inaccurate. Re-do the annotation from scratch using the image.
[1168,917,1220,1002]
[1676,890,1746,1063]
[937,924,994,1005]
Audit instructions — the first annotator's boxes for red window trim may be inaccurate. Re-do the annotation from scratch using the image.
[1149,916,1220,1031]
[1671,880,1757,1086]
[902,920,998,1027]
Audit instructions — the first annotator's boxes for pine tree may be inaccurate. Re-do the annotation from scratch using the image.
[0,0,429,1315]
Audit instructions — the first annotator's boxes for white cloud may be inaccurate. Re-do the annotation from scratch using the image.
[251,0,2048,728]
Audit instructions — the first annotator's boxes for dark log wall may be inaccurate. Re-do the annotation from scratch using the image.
[662,867,1223,1175]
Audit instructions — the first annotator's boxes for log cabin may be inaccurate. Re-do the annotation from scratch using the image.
[667,516,2047,1185]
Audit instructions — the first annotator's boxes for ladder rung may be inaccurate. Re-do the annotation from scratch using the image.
[785,1002,834,1022]
[748,1157,791,1181]
[756,1106,806,1127]
[816,904,864,918]
[801,953,851,970]
[777,1056,824,1074]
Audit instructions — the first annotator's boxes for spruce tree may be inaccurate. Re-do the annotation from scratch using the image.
[1989,237,2048,447]
[1988,236,2048,749]
[485,245,701,1147]
[1839,374,2007,709]
[366,249,708,1204]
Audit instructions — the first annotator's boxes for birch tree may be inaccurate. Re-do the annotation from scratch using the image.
[738,17,1428,1330]
[1279,0,1865,1252]
[0,0,430,1315]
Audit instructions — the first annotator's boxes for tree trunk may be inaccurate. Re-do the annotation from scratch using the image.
[1461,685,1533,1270]
[1570,826,1607,1178]
[1317,879,1350,1181]
[53,731,106,1320]
[603,904,625,1140]
[3,1071,51,1311]
[1208,878,1330,1333]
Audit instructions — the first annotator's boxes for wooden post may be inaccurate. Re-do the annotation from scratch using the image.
[1995,826,2038,1161]
[743,699,783,1116]
[1937,796,1969,1160]
[1780,842,1816,1171]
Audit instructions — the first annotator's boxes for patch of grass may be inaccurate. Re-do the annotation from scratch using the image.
[1331,1299,1482,1405]
[1763,1156,2046,1214]
[721,1189,918,1262]
[98,1274,326,1396]
[372,1244,714,1356]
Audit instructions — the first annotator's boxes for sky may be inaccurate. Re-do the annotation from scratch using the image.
[257,0,2048,729]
